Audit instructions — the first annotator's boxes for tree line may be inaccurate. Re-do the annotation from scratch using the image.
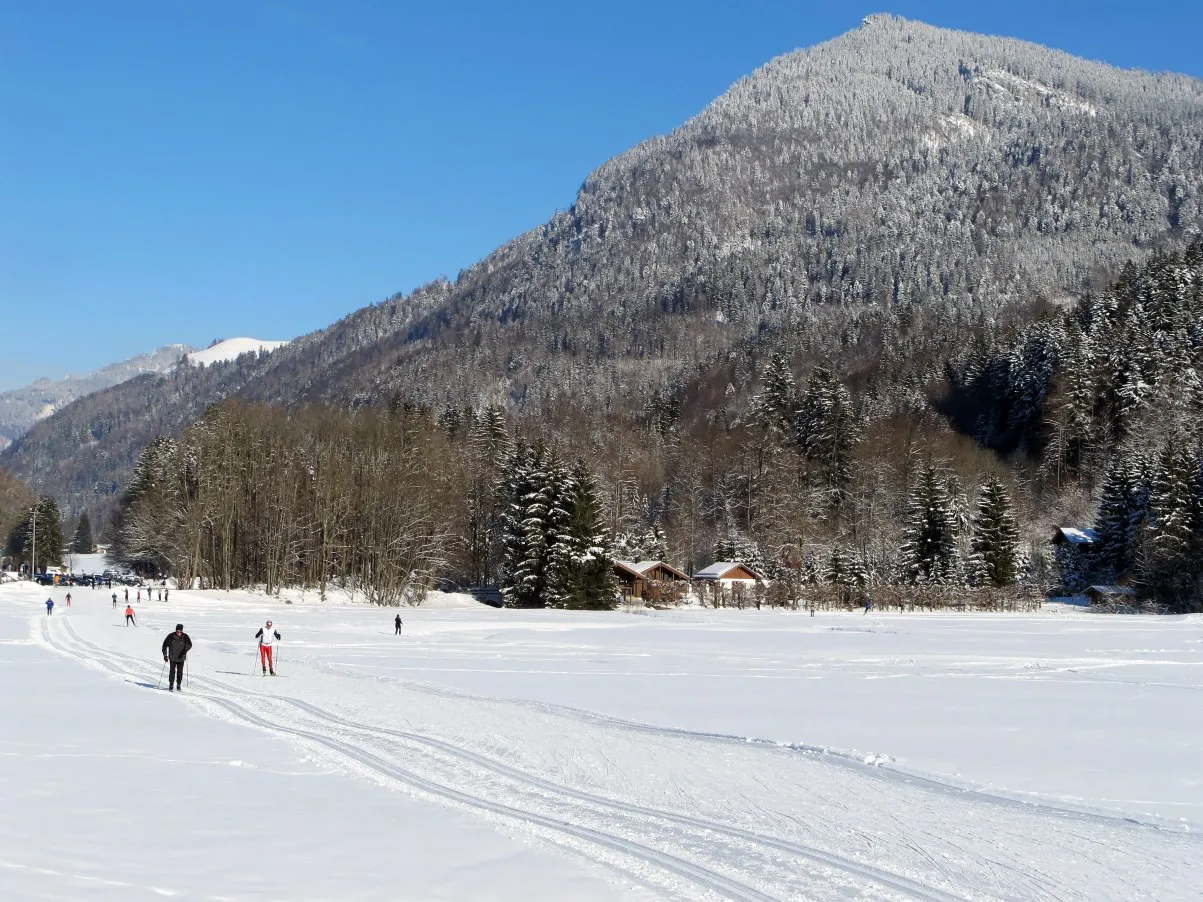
[102,240,1203,613]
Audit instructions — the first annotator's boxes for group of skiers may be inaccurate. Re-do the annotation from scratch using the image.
[41,591,409,691]
[159,620,281,690]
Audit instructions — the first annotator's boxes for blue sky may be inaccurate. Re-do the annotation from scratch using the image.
[1,1,1200,390]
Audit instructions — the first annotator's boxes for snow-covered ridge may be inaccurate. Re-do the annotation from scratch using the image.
[185,338,288,367]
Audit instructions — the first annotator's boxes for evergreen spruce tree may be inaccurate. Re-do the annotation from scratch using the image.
[1094,456,1147,580]
[899,463,958,584]
[968,476,1020,587]
[797,367,859,507]
[500,443,541,607]
[8,496,66,573]
[827,546,868,603]
[71,512,95,555]
[560,462,616,610]
[1140,445,1201,607]
[541,454,575,609]
[757,352,797,437]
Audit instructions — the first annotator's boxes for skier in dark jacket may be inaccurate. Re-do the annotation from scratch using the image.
[161,624,192,692]
[394,614,403,635]
[45,598,54,616]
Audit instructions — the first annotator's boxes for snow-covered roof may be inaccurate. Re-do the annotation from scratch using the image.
[1085,585,1135,596]
[185,338,288,367]
[1054,527,1099,545]
[614,561,645,579]
[693,561,763,580]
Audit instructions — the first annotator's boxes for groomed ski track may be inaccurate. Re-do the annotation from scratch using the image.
[39,613,1202,901]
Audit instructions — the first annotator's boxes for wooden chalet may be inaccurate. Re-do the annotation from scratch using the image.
[614,560,691,601]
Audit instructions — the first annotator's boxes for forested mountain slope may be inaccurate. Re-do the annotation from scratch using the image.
[4,14,1202,524]
[0,344,191,450]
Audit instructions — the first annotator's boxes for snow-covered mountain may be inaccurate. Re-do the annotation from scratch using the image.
[0,345,193,450]
[185,338,288,368]
[4,15,1203,518]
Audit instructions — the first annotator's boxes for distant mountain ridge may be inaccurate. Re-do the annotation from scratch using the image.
[0,345,192,450]
[3,14,1202,520]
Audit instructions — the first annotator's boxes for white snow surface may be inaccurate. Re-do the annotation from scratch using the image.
[5,580,1201,900]
[185,338,288,367]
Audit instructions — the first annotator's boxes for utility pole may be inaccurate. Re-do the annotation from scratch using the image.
[30,504,37,581]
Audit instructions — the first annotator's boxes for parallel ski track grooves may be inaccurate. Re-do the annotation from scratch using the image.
[46,621,775,902]
[319,660,1192,834]
[50,618,969,902]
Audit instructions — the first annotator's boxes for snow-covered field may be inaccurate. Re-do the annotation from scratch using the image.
[4,580,1201,900]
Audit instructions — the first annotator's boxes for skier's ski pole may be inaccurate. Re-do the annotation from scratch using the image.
[156,659,166,691]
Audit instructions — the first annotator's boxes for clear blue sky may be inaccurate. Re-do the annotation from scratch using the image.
[1,1,1200,390]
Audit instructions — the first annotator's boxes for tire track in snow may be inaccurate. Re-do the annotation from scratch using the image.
[47,617,955,902]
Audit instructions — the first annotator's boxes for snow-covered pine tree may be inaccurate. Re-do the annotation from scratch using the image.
[967,476,1020,587]
[612,525,667,563]
[797,367,859,508]
[559,462,617,610]
[899,463,959,584]
[827,546,868,603]
[500,442,542,607]
[1093,455,1149,581]
[541,453,575,609]
[466,408,513,585]
[1140,444,1202,608]
[756,352,797,438]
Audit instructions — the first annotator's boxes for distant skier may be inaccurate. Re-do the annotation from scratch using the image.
[65,592,72,607]
[394,614,403,635]
[164,588,170,602]
[125,605,136,626]
[137,589,141,602]
[124,588,128,603]
[161,624,192,692]
[864,597,871,615]
[112,592,118,608]
[45,598,54,616]
[255,620,280,675]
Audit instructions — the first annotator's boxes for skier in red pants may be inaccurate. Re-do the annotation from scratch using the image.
[255,620,281,675]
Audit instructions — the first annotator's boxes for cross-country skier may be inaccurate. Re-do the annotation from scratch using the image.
[255,620,280,675]
[65,592,71,606]
[165,588,170,602]
[394,614,403,635]
[161,624,192,692]
[125,605,136,626]
[112,593,118,608]
[45,598,54,616]
[124,588,128,603]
